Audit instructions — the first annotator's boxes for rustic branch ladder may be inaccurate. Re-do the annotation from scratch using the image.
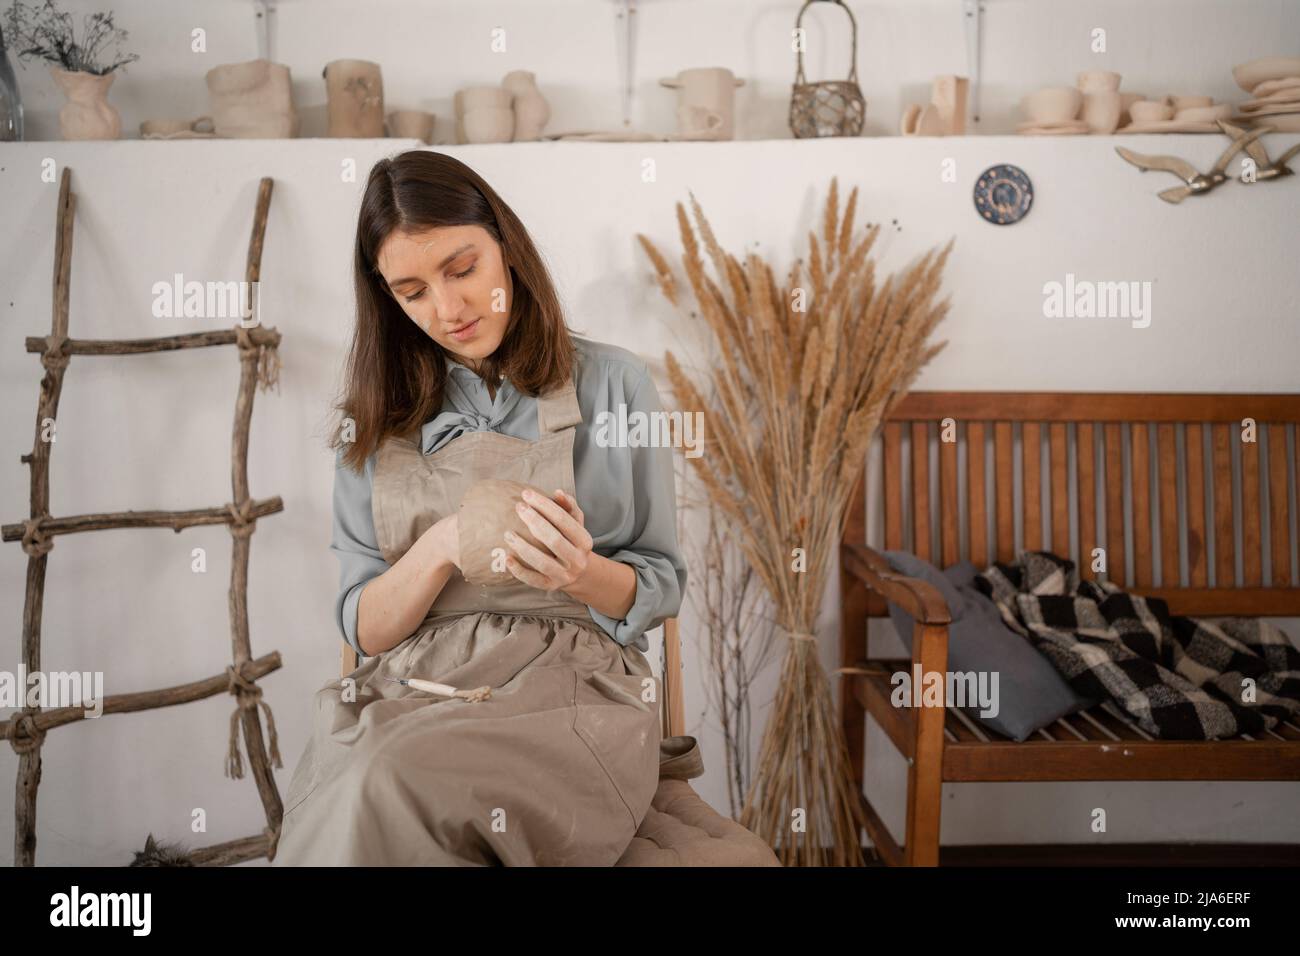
[1,168,287,866]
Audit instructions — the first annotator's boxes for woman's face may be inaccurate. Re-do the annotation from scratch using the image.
[376,223,512,368]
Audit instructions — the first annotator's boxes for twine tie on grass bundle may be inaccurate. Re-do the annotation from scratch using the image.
[787,630,875,677]
[225,662,282,779]
[6,713,45,756]
[234,323,282,392]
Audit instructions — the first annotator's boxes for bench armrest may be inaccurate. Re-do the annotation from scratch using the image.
[841,542,953,626]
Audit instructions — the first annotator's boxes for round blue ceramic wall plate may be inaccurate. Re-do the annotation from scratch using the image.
[973,164,1033,225]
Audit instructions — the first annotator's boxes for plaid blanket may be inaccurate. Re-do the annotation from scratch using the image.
[974,551,1300,740]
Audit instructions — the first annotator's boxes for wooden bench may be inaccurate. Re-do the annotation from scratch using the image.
[839,391,1300,866]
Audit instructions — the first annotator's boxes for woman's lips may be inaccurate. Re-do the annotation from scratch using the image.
[449,318,480,342]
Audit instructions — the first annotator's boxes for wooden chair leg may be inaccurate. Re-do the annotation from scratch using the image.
[903,621,948,866]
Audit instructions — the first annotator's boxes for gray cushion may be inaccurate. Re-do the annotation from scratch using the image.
[879,551,1094,741]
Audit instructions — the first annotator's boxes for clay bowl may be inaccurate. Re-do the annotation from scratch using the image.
[1129,99,1174,123]
[1023,86,1083,124]
[1174,104,1231,122]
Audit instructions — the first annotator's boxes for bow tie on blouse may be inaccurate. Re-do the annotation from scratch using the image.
[419,409,508,456]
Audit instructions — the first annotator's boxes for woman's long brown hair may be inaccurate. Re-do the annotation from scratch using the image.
[332,150,575,471]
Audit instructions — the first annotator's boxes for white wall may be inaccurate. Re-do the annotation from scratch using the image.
[2,0,1299,865]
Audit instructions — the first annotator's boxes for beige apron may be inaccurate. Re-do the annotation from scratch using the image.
[273,375,664,866]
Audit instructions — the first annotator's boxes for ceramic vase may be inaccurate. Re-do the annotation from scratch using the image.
[50,66,120,140]
[386,109,434,143]
[463,106,514,143]
[206,59,298,138]
[659,67,744,140]
[931,75,969,135]
[323,59,384,137]
[502,70,549,141]
[1,23,23,141]
[1081,90,1122,133]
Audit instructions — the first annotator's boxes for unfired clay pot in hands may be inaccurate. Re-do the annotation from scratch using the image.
[458,479,552,586]
[50,66,120,140]
[323,59,384,137]
[503,70,549,141]
[205,59,298,138]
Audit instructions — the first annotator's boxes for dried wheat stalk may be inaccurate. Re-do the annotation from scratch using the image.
[639,178,952,866]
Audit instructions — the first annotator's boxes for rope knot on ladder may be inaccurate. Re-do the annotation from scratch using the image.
[227,501,257,539]
[224,662,282,779]
[40,334,71,373]
[20,517,54,558]
[234,323,282,393]
[6,713,46,756]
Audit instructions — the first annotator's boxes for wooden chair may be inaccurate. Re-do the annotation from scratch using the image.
[341,619,687,739]
[840,391,1300,866]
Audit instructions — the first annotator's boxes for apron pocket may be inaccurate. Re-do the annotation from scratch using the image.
[571,669,660,827]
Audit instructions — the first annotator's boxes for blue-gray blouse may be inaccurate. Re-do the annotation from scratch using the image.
[330,335,686,655]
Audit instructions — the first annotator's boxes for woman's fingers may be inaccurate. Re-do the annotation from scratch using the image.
[505,527,567,580]
[553,488,585,525]
[521,488,592,551]
[513,501,583,567]
[504,555,553,590]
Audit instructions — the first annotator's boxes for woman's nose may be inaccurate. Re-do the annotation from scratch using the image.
[429,285,466,325]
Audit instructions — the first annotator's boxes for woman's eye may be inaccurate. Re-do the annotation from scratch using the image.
[451,264,476,280]
[403,289,426,303]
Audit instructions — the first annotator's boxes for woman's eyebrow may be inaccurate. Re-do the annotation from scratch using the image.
[387,242,476,289]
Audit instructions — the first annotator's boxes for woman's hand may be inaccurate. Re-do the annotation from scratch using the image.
[504,488,592,591]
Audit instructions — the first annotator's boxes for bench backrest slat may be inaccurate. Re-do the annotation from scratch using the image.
[848,392,1300,617]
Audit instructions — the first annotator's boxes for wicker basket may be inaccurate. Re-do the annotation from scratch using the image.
[788,0,866,138]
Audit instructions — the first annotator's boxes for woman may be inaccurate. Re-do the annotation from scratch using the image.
[272,150,687,866]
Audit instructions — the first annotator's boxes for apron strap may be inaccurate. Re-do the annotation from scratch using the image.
[536,376,582,434]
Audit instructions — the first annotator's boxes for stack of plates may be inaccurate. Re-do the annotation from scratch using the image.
[1015,119,1090,136]
[1230,57,1300,132]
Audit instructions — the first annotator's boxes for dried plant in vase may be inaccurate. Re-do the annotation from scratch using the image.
[4,0,138,140]
[637,179,953,865]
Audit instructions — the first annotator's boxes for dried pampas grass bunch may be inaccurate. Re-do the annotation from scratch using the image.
[638,178,953,865]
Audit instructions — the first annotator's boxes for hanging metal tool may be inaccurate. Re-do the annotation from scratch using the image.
[614,0,639,127]
[962,0,985,126]
[254,0,277,63]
